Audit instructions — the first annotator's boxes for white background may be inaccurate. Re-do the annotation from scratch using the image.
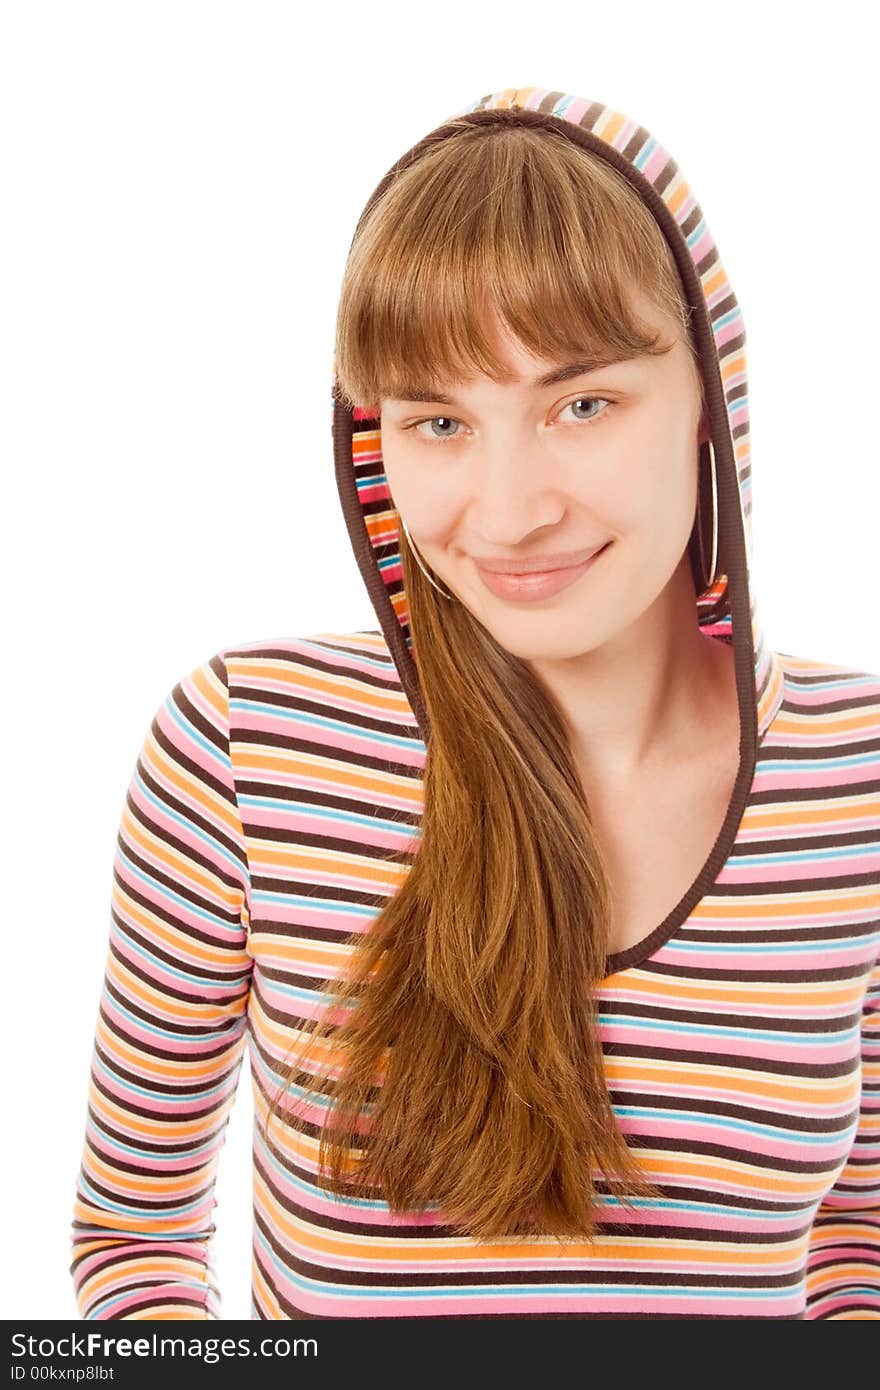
[2,0,877,1321]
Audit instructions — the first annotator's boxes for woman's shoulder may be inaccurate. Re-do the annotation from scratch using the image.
[772,647,880,726]
[205,629,408,706]
[215,628,394,671]
[772,650,878,695]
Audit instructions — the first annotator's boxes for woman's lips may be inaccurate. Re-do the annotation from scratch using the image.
[474,542,611,601]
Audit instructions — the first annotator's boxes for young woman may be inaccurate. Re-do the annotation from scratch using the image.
[70,85,880,1321]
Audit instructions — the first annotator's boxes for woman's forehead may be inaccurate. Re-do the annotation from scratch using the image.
[382,290,685,406]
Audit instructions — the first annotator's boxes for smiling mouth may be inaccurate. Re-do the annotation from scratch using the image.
[473,542,611,601]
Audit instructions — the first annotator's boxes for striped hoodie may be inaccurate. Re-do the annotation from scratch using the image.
[69,86,880,1320]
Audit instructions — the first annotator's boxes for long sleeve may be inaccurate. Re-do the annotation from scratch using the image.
[805,954,880,1318]
[69,653,254,1320]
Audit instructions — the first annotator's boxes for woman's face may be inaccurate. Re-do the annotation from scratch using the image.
[379,289,709,662]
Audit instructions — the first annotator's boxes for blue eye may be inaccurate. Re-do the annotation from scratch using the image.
[561,396,610,423]
[410,416,462,443]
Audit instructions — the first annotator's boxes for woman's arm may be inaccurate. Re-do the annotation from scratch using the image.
[68,654,254,1319]
[805,953,880,1318]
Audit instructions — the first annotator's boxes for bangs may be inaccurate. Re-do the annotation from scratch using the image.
[333,123,694,415]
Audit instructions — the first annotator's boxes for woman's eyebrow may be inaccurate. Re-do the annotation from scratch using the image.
[389,353,633,405]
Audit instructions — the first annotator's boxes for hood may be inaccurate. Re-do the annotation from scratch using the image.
[332,84,785,756]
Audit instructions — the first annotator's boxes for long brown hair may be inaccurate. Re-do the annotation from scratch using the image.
[267,118,705,1242]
